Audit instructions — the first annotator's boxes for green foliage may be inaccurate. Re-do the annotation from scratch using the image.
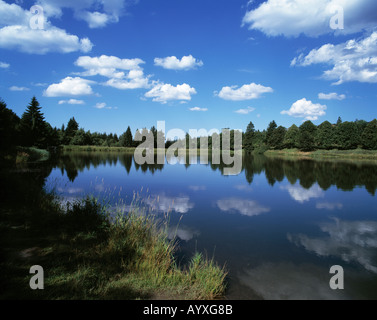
[119,126,133,147]
[361,119,377,150]
[269,125,286,149]
[244,121,255,152]
[266,120,277,147]
[316,121,335,149]
[284,124,299,149]
[20,97,48,148]
[335,121,359,150]
[299,120,317,151]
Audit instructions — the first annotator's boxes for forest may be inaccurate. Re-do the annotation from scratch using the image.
[1,96,377,153]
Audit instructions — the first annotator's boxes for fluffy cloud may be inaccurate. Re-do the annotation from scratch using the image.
[281,98,327,121]
[44,77,94,97]
[0,1,93,54]
[288,218,377,273]
[9,86,29,91]
[281,184,324,203]
[75,55,150,90]
[189,107,208,112]
[0,25,93,54]
[235,106,255,114]
[318,92,346,100]
[242,0,377,37]
[144,193,194,214]
[216,198,270,217]
[217,83,273,101]
[145,83,197,104]
[154,55,203,70]
[58,99,85,105]
[291,32,377,84]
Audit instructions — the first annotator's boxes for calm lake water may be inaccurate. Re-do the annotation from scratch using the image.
[46,152,377,300]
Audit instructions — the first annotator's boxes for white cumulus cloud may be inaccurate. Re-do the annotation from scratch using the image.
[44,77,95,97]
[242,0,377,37]
[217,83,273,101]
[291,32,377,84]
[0,1,93,54]
[145,83,197,104]
[154,55,203,70]
[281,98,326,121]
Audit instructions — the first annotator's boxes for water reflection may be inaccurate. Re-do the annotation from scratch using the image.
[143,192,194,214]
[281,183,324,203]
[216,198,270,217]
[288,218,377,274]
[53,151,377,195]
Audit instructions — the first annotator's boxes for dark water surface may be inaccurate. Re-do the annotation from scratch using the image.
[45,152,377,300]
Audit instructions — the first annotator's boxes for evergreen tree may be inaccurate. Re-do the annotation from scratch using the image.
[315,121,335,149]
[266,120,277,147]
[299,120,317,151]
[283,124,299,149]
[244,121,255,152]
[361,119,377,150]
[269,126,286,149]
[65,117,79,145]
[20,96,47,148]
[336,121,359,150]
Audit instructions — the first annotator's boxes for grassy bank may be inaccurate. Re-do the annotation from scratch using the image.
[264,148,377,161]
[62,145,136,153]
[0,193,227,300]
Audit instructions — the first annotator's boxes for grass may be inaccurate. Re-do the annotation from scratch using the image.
[0,193,227,300]
[62,145,136,153]
[264,148,377,161]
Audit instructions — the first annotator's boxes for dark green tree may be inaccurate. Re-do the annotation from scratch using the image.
[266,120,277,147]
[361,119,377,150]
[20,96,48,148]
[269,126,286,149]
[299,120,317,151]
[283,124,299,149]
[336,121,359,150]
[120,126,133,147]
[64,117,79,145]
[315,120,335,149]
[244,121,255,152]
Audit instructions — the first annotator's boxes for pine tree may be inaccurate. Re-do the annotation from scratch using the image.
[244,121,255,152]
[64,117,79,145]
[20,96,47,147]
[266,120,277,147]
[315,121,335,149]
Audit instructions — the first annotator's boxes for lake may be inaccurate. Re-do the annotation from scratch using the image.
[45,151,377,300]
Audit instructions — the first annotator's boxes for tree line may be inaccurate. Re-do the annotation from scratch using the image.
[244,117,377,152]
[1,96,377,152]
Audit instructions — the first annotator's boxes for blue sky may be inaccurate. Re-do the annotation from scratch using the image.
[0,0,377,135]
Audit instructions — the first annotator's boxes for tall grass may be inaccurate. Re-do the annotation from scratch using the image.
[1,193,227,300]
